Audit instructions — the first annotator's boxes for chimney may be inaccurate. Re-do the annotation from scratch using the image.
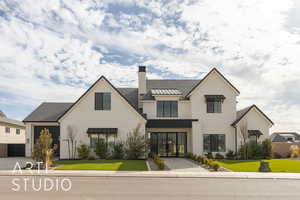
[138,66,146,109]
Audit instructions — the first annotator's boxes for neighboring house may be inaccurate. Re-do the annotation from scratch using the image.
[23,67,274,159]
[0,110,26,157]
[271,132,300,157]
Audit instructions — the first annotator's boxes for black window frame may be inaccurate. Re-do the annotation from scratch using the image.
[203,134,226,152]
[206,100,222,113]
[95,92,111,110]
[5,127,10,133]
[157,101,178,118]
[16,129,20,135]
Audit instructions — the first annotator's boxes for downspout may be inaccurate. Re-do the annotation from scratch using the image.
[234,126,238,155]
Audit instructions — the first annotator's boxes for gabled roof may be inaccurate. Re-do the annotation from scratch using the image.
[231,104,274,126]
[142,79,200,100]
[23,103,73,122]
[185,68,240,97]
[151,89,182,95]
[0,116,25,127]
[0,110,6,118]
[58,76,145,121]
[271,132,300,142]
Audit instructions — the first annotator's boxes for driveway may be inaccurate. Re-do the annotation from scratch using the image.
[162,158,209,172]
[0,157,33,170]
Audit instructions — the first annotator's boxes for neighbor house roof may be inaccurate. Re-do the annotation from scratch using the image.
[0,116,25,127]
[23,87,140,122]
[231,105,274,126]
[142,79,200,100]
[271,132,300,142]
[0,110,6,118]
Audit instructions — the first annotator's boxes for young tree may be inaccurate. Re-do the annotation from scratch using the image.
[125,124,149,159]
[239,120,248,159]
[67,125,77,159]
[32,128,57,169]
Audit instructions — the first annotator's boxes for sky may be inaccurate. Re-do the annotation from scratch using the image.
[0,0,299,133]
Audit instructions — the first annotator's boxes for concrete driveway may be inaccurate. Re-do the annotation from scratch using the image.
[163,158,209,172]
[0,157,33,170]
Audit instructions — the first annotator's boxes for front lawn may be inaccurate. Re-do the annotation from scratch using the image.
[54,160,148,171]
[216,160,300,173]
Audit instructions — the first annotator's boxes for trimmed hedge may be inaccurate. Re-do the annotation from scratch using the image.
[150,153,165,170]
[185,153,220,171]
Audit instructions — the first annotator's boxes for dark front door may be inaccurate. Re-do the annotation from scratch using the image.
[150,132,187,157]
[34,126,60,157]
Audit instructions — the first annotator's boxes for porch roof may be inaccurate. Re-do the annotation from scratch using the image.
[146,119,198,128]
[248,130,263,136]
[87,128,118,134]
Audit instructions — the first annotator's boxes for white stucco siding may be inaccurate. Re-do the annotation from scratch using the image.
[236,108,272,147]
[59,78,146,159]
[189,71,238,155]
[0,124,25,144]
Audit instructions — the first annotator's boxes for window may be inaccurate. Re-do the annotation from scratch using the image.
[203,134,225,152]
[16,129,20,135]
[157,101,178,117]
[207,100,222,113]
[5,127,10,134]
[95,92,111,110]
[249,135,257,143]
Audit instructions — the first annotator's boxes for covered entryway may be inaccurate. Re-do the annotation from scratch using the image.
[150,132,187,157]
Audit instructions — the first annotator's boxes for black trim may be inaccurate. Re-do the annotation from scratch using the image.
[146,119,198,128]
[87,128,118,134]
[231,105,274,126]
[57,76,146,121]
[138,66,146,72]
[186,68,240,97]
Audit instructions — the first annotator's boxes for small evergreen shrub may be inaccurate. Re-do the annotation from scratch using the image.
[87,155,96,160]
[262,139,272,159]
[95,140,108,159]
[211,162,220,171]
[226,150,235,160]
[112,141,125,159]
[77,144,90,160]
[215,153,225,159]
[152,154,165,170]
[205,152,213,159]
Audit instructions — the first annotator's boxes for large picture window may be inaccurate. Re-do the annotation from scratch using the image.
[203,134,225,152]
[95,92,111,110]
[157,101,178,117]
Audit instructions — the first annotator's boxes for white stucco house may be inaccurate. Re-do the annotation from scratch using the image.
[23,67,274,159]
[0,110,26,157]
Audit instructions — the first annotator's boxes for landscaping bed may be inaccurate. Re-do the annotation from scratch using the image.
[216,159,300,173]
[54,160,148,171]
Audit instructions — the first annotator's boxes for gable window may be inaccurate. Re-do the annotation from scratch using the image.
[5,127,10,134]
[16,129,20,135]
[95,92,111,110]
[205,95,225,113]
[157,101,178,117]
[203,134,225,152]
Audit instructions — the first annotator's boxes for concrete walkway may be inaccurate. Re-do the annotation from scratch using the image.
[163,158,209,172]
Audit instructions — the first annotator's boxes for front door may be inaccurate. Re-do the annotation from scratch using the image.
[150,132,187,157]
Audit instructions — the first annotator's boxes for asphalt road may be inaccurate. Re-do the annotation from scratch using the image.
[0,176,300,200]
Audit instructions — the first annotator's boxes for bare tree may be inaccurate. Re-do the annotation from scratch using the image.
[67,125,77,159]
[239,120,248,159]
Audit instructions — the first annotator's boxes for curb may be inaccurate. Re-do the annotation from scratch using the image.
[1,170,300,180]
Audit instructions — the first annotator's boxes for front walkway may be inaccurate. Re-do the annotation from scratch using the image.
[162,158,209,172]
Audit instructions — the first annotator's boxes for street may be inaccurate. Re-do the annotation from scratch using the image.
[0,176,299,200]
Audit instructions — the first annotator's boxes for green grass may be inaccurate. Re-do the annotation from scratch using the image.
[216,159,300,173]
[54,160,148,171]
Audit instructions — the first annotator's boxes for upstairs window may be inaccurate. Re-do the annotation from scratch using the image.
[157,101,178,117]
[5,127,10,134]
[16,129,20,135]
[203,134,225,152]
[205,95,225,113]
[95,92,111,110]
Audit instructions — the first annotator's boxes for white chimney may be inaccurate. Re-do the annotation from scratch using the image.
[138,66,147,95]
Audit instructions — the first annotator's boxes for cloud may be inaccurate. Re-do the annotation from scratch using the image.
[0,0,300,133]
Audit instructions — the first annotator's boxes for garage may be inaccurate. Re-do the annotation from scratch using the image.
[7,144,25,157]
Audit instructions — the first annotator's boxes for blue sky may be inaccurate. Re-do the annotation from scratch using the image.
[0,0,300,133]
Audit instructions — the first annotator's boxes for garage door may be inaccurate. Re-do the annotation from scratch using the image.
[7,144,25,157]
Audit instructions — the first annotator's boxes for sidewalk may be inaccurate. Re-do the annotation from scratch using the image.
[1,170,300,179]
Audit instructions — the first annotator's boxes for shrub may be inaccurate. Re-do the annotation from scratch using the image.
[262,139,272,159]
[273,153,282,159]
[205,152,213,159]
[290,145,300,158]
[152,154,165,170]
[247,141,263,159]
[33,128,57,168]
[215,153,225,159]
[191,154,198,161]
[185,152,193,159]
[197,156,203,163]
[87,155,96,160]
[95,139,109,159]
[125,125,149,159]
[77,144,90,160]
[203,158,209,165]
[112,141,125,159]
[211,162,220,171]
[226,150,235,160]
